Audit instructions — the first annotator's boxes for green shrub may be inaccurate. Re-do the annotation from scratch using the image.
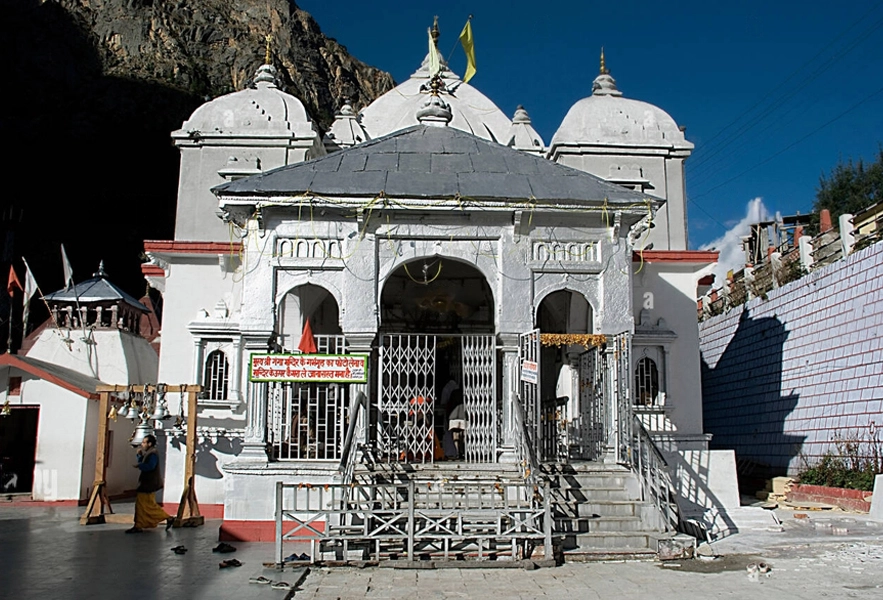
[797,429,882,492]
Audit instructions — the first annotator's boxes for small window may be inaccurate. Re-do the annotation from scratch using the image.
[8,377,22,396]
[203,350,229,401]
[634,357,659,406]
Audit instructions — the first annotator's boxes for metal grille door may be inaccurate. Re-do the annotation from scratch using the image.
[610,331,633,464]
[569,347,606,460]
[378,335,437,463]
[461,335,497,463]
[518,330,541,458]
[268,382,347,460]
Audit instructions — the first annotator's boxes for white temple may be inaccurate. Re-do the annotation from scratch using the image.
[142,23,735,549]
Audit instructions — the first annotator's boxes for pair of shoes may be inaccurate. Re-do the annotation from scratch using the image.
[283,552,310,562]
[212,542,236,553]
[218,559,242,568]
[271,581,293,591]
[165,517,175,531]
[124,527,143,534]
[170,545,187,555]
[248,576,272,585]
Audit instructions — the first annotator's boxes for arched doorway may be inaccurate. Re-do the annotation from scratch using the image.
[376,258,497,464]
[269,284,347,461]
[534,290,604,461]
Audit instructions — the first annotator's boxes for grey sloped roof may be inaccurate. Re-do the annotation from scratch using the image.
[214,125,656,206]
[43,275,149,312]
[0,354,103,398]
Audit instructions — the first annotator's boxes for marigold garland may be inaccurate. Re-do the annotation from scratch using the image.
[539,333,607,349]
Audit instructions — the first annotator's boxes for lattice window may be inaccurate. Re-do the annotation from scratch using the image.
[634,356,659,406]
[203,350,229,401]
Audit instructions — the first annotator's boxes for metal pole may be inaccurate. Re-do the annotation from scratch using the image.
[275,481,283,566]
[407,479,415,561]
[543,479,552,561]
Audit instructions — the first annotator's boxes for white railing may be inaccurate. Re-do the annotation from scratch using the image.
[275,479,553,564]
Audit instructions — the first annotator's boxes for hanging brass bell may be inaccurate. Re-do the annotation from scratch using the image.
[130,417,155,447]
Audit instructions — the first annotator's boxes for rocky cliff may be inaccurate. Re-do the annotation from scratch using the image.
[54,0,394,127]
[1,1,394,349]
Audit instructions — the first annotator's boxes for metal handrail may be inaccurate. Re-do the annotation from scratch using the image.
[336,392,367,512]
[631,415,680,532]
[512,393,541,490]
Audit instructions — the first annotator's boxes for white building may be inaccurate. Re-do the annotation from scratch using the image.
[0,264,158,501]
[143,24,733,543]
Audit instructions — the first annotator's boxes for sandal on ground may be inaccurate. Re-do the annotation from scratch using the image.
[124,527,143,534]
[271,581,293,590]
[218,559,242,568]
[171,545,187,555]
[213,542,237,553]
[248,576,272,584]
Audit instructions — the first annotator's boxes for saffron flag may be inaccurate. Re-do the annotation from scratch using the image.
[7,265,23,297]
[428,27,441,78]
[61,244,74,290]
[21,258,39,333]
[459,20,477,83]
[298,318,318,354]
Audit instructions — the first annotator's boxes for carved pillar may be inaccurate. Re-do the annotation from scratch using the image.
[498,332,520,463]
[192,339,204,389]
[343,331,377,447]
[239,334,273,461]
[230,338,242,402]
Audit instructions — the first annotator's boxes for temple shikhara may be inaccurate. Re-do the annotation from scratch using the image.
[6,21,738,561]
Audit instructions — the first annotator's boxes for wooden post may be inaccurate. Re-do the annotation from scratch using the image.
[172,386,204,528]
[80,387,115,524]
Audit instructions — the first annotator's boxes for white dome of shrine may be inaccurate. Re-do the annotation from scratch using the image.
[173,64,319,140]
[359,23,510,142]
[550,53,692,151]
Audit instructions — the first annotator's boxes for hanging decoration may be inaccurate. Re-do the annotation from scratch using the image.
[539,333,607,349]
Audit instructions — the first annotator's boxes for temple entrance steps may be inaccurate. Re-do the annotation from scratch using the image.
[338,460,674,562]
[546,462,674,561]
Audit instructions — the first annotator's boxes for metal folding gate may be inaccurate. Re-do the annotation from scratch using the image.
[517,330,632,463]
[377,334,497,464]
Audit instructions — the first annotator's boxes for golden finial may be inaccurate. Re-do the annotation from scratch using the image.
[264,34,273,65]
[431,15,440,44]
[600,47,609,75]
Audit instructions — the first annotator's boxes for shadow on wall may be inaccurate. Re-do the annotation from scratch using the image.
[701,308,804,484]
[169,433,243,480]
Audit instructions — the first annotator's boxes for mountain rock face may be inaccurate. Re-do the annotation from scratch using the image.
[1,1,394,350]
[55,0,395,127]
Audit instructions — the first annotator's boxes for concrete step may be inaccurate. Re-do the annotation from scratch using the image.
[553,500,639,518]
[558,530,659,551]
[554,515,647,533]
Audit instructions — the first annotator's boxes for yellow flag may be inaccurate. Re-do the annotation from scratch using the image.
[459,20,476,83]
[428,27,441,78]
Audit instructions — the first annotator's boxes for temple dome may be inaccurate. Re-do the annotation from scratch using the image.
[550,60,692,151]
[359,37,510,142]
[173,65,318,140]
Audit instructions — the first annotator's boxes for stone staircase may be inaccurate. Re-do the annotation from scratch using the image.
[545,462,673,561]
[340,459,673,562]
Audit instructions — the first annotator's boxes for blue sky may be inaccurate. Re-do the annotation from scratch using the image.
[299,0,883,252]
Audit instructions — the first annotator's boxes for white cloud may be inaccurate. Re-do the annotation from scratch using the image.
[700,197,771,286]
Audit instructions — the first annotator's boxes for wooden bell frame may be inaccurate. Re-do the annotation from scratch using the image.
[80,384,204,528]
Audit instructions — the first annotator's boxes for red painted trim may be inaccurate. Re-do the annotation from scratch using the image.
[0,355,99,400]
[1,499,80,507]
[698,274,715,286]
[632,250,719,263]
[162,503,224,519]
[220,519,326,542]
[144,240,243,254]
[141,264,165,277]
[787,484,872,513]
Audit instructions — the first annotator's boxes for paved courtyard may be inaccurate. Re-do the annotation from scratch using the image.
[1,502,881,599]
